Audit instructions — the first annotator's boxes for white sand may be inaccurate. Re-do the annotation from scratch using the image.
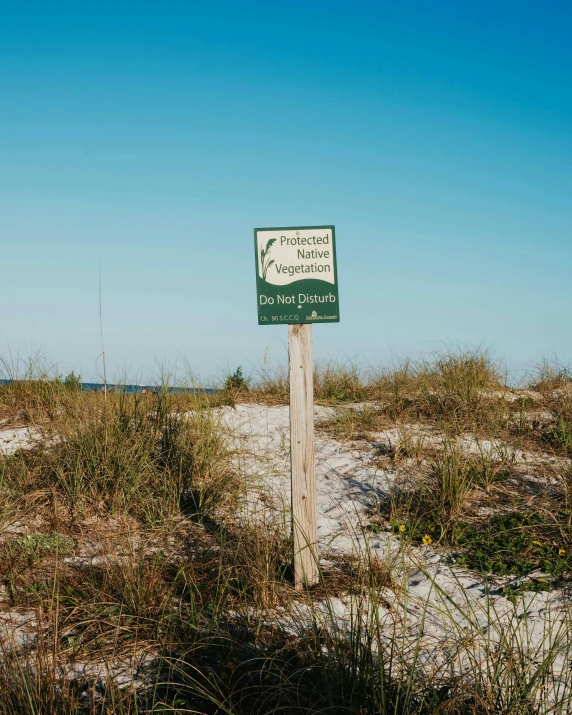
[0,426,41,456]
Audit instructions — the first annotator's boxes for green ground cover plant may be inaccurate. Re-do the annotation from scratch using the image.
[381,482,571,582]
[383,502,571,579]
[453,511,571,579]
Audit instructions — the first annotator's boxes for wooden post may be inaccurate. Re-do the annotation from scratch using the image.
[288,323,318,589]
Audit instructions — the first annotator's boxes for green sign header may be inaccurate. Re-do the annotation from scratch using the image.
[254,225,340,325]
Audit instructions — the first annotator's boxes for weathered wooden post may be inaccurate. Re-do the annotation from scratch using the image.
[288,323,318,587]
[254,225,340,588]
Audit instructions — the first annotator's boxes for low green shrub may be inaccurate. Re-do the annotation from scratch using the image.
[454,511,571,578]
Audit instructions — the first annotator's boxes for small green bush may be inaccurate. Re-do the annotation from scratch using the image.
[224,366,249,392]
[454,511,571,578]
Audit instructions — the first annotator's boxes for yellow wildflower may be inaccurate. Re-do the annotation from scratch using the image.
[422,534,433,545]
[532,541,542,546]
[399,524,406,533]
[559,548,566,557]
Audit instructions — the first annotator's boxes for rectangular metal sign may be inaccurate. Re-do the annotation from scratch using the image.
[254,225,340,325]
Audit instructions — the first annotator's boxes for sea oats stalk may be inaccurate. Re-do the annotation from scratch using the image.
[260,237,276,281]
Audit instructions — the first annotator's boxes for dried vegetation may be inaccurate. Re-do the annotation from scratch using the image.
[0,350,571,713]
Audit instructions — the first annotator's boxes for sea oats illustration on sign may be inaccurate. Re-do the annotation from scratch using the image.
[260,238,276,280]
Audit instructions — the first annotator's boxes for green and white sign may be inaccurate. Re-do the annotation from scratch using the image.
[254,225,340,325]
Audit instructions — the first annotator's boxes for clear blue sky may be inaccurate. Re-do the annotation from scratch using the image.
[1,1,571,382]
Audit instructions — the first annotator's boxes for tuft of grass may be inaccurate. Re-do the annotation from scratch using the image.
[531,358,572,392]
[523,357,572,457]
[415,349,505,431]
[385,438,477,542]
[0,349,88,425]
[325,348,509,436]
[322,403,382,441]
[543,416,572,458]
[246,360,367,405]
[1,391,237,524]
[314,362,367,403]
[249,363,290,404]
[369,358,418,421]
[432,438,475,529]
[391,426,430,462]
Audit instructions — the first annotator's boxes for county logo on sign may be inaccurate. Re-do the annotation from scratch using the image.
[253,226,340,326]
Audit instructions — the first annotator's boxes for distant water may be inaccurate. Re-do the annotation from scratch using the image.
[0,379,217,395]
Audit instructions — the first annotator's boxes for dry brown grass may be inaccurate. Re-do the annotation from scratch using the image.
[227,360,367,406]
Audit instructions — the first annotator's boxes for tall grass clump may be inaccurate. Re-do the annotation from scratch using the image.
[327,349,506,441]
[1,390,237,524]
[525,359,572,458]
[248,363,290,403]
[531,359,572,392]
[386,438,474,543]
[366,348,506,434]
[369,358,418,421]
[314,361,367,402]
[0,648,139,714]
[431,438,474,531]
[247,360,367,405]
[418,348,504,429]
[0,351,84,425]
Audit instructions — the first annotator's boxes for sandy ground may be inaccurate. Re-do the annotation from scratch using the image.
[0,425,41,456]
[222,403,396,552]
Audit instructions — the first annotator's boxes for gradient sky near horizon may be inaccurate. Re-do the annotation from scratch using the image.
[1,1,571,382]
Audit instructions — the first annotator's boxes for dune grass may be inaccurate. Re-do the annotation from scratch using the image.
[223,360,367,405]
[315,352,572,590]
[1,521,571,713]
[1,350,572,712]
[1,390,236,525]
